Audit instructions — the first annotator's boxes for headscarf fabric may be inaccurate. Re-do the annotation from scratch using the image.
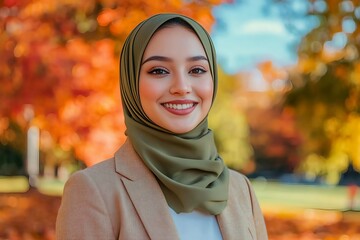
[120,13,229,214]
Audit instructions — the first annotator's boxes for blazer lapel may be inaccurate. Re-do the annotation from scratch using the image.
[216,176,256,240]
[217,208,254,240]
[115,140,179,240]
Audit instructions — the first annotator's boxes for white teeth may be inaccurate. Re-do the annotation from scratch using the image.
[164,103,194,110]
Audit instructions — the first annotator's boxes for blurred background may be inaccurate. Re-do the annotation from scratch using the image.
[0,0,360,239]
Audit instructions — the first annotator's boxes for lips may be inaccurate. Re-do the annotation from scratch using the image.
[161,100,197,115]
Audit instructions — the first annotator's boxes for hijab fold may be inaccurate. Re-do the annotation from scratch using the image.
[120,13,229,214]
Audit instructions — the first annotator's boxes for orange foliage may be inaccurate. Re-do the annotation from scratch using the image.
[0,0,228,166]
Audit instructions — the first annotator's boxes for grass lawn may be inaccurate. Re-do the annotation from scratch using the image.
[37,177,66,196]
[251,179,359,212]
[1,176,359,213]
[0,176,29,193]
[0,176,65,196]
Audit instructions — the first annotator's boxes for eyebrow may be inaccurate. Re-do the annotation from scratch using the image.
[142,55,208,65]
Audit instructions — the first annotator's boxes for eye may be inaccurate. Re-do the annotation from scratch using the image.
[189,67,207,75]
[148,67,169,75]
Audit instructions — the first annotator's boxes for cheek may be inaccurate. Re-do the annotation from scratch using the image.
[197,79,214,105]
[139,79,151,102]
[139,77,164,106]
[139,72,150,107]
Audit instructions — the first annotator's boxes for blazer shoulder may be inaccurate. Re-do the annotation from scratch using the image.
[59,157,126,239]
[227,169,268,239]
[57,158,119,240]
[227,169,258,210]
[228,169,252,189]
[64,157,119,194]
[77,157,115,176]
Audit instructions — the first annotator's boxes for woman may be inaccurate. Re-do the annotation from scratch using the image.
[56,13,268,240]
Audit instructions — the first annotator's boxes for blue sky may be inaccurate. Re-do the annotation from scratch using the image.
[211,0,316,74]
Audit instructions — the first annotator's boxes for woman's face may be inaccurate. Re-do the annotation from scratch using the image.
[139,25,214,134]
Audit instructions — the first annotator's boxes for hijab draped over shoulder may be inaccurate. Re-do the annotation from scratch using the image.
[119,13,229,215]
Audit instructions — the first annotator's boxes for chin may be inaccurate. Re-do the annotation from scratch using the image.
[167,126,195,134]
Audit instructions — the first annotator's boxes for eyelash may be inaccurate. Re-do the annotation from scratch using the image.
[148,68,169,75]
[189,68,206,74]
[147,67,207,75]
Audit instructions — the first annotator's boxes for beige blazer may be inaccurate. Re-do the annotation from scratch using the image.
[56,140,268,240]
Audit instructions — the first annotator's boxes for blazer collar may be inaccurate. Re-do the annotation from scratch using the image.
[114,139,179,239]
[217,203,255,239]
[114,139,148,180]
[216,174,257,240]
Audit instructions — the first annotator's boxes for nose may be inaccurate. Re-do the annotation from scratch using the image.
[169,72,191,95]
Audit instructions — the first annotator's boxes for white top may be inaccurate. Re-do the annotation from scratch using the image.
[168,207,223,240]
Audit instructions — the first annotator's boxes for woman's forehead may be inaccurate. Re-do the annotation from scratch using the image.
[142,25,207,58]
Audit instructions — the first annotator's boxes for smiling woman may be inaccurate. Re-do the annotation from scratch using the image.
[56,13,268,240]
[139,22,213,134]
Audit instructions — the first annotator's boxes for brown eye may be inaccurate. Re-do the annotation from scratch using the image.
[148,68,169,75]
[189,68,206,74]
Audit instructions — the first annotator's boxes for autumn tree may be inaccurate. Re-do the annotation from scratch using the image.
[208,67,254,172]
[230,61,303,177]
[0,0,230,170]
[272,0,360,183]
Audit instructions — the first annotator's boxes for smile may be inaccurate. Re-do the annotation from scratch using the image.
[163,103,194,110]
[161,101,197,115]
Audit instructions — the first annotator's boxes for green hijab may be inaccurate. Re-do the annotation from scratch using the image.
[120,13,229,214]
